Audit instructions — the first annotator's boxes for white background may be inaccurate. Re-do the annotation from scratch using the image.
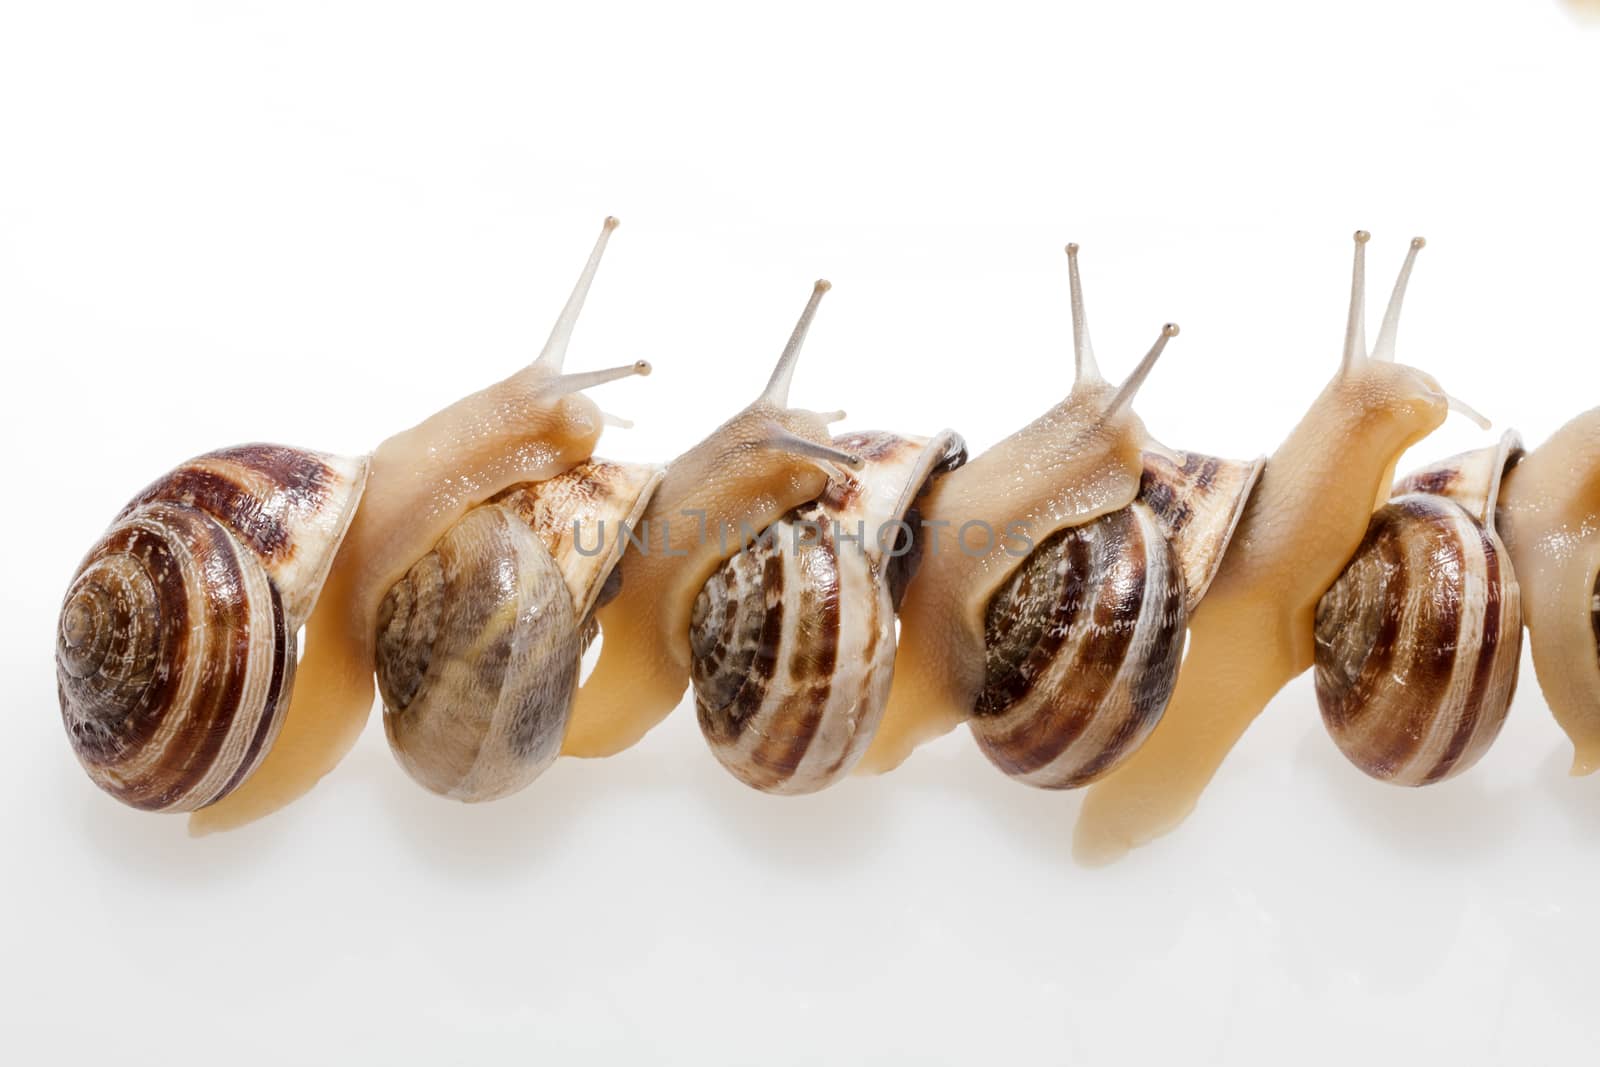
[4,1,1600,1063]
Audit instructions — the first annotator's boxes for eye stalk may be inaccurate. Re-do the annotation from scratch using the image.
[761,279,832,407]
[1103,323,1179,420]
[536,215,620,373]
[1063,242,1178,420]
[562,275,865,759]
[1342,229,1428,371]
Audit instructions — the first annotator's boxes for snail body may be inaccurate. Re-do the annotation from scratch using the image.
[59,218,648,829]
[561,281,869,759]
[1314,433,1524,785]
[1497,409,1600,773]
[690,429,965,793]
[378,459,661,801]
[1077,233,1483,862]
[859,244,1259,787]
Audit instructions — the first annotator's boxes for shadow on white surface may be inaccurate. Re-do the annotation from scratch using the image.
[342,710,1102,876]
[872,729,1089,866]
[1537,744,1600,839]
[371,739,687,877]
[62,757,294,883]
[1290,722,1528,861]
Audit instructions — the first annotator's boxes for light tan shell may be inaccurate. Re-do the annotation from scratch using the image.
[188,218,648,832]
[378,460,662,801]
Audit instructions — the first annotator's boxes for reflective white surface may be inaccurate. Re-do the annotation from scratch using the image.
[5,2,1600,1062]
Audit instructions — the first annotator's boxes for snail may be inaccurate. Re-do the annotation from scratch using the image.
[688,428,966,793]
[1076,232,1489,863]
[56,446,367,812]
[1497,409,1600,774]
[376,457,662,801]
[560,280,872,760]
[1314,433,1523,785]
[57,217,649,829]
[970,445,1262,789]
[856,243,1261,791]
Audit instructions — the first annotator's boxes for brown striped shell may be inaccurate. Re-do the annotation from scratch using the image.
[56,445,368,811]
[689,430,966,794]
[1314,432,1524,786]
[377,459,661,801]
[970,448,1262,789]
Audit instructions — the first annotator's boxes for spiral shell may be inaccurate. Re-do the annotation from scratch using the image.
[970,449,1261,789]
[378,459,661,801]
[57,445,368,811]
[1314,433,1524,786]
[690,430,965,794]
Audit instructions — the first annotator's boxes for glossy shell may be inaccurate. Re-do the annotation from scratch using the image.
[971,449,1261,789]
[378,459,661,801]
[57,445,367,811]
[972,503,1183,788]
[690,430,965,794]
[1314,436,1523,786]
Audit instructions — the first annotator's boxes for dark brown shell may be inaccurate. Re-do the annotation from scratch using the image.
[1314,493,1522,785]
[971,504,1185,788]
[690,430,965,794]
[969,448,1260,790]
[56,446,367,811]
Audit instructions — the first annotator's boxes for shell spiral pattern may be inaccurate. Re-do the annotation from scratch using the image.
[1314,493,1522,785]
[689,430,964,794]
[968,447,1259,791]
[59,230,1600,843]
[691,499,875,792]
[377,458,663,801]
[972,504,1186,789]
[378,505,581,802]
[56,445,367,811]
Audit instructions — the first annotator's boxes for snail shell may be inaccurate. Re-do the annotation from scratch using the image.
[562,280,875,760]
[859,244,1190,775]
[690,429,965,794]
[971,448,1261,789]
[57,445,367,811]
[1313,432,1524,785]
[378,459,662,801]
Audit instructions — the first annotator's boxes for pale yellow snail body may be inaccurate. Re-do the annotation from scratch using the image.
[1076,233,1485,863]
[58,218,649,830]
[562,281,870,759]
[1498,409,1600,774]
[1314,434,1524,785]
[689,429,965,793]
[858,245,1260,790]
